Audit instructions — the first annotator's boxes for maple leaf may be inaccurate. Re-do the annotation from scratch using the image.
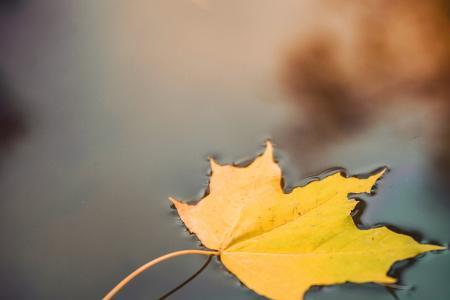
[171,141,444,300]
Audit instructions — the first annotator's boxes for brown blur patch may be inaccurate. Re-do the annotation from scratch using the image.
[281,0,450,177]
[0,75,26,154]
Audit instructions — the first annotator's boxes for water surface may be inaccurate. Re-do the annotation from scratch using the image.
[0,1,448,299]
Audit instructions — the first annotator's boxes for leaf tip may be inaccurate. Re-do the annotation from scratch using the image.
[169,196,184,209]
[364,167,388,193]
[208,156,221,171]
[383,276,397,284]
[419,243,447,253]
[262,140,274,160]
[169,196,195,228]
[373,166,388,179]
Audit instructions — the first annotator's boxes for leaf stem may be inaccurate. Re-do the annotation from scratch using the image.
[103,249,219,300]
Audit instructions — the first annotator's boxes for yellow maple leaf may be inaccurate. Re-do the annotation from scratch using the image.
[171,141,444,300]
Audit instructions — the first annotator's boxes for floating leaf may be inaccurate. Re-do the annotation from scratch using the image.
[171,141,444,300]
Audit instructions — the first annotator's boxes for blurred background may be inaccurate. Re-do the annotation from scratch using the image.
[0,0,449,299]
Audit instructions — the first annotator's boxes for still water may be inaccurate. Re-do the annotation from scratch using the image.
[0,1,449,299]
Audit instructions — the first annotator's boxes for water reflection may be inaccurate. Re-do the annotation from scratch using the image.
[158,255,212,300]
[281,0,450,185]
[0,76,26,151]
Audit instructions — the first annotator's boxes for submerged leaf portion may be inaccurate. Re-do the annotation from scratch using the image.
[171,142,444,300]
